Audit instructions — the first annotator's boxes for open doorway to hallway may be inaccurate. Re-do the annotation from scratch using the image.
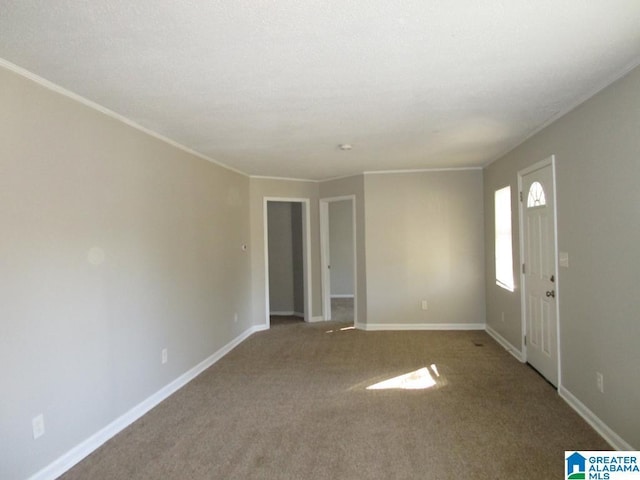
[320,196,356,324]
[266,200,307,327]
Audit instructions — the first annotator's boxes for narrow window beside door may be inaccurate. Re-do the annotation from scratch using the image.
[495,186,515,291]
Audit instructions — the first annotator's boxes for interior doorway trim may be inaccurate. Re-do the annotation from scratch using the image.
[517,155,562,388]
[263,197,312,328]
[319,195,357,324]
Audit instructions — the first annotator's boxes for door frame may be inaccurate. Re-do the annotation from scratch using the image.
[517,155,561,387]
[319,195,357,324]
[263,197,312,327]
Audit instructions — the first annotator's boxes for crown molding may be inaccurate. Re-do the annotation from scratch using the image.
[0,58,249,178]
[483,54,640,169]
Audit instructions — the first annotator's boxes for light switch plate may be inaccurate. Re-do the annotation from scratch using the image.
[559,251,569,268]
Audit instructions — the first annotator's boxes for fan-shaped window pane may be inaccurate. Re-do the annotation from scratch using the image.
[527,181,546,208]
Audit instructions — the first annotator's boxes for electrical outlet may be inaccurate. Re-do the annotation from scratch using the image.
[596,372,604,393]
[162,348,168,365]
[32,414,45,439]
[421,300,428,310]
[234,313,238,323]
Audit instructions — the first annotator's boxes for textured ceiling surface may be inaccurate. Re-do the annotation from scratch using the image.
[1,1,640,180]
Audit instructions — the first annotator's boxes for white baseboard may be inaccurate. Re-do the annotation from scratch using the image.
[485,324,525,362]
[331,294,354,299]
[484,327,635,451]
[270,311,305,317]
[558,386,635,451]
[270,310,294,316]
[28,324,267,480]
[308,315,325,323]
[360,323,485,331]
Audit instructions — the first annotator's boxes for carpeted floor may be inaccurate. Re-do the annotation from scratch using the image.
[59,321,609,479]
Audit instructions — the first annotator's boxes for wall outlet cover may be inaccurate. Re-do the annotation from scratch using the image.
[596,372,604,393]
[32,414,45,439]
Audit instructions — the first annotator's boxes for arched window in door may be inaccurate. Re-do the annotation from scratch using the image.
[527,181,546,208]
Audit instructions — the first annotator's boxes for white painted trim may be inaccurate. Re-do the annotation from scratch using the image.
[517,155,554,177]
[263,198,313,327]
[320,194,356,202]
[27,324,267,480]
[485,325,525,362]
[269,311,305,317]
[350,197,358,327]
[301,200,313,324]
[309,316,325,323]
[550,158,562,388]
[319,173,362,183]
[517,170,527,364]
[319,195,358,325]
[254,169,483,183]
[361,323,486,331]
[0,58,248,179]
[517,155,561,387]
[319,200,331,320]
[262,200,271,329]
[363,167,481,175]
[331,294,354,299]
[354,321,367,331]
[251,175,319,183]
[559,386,635,451]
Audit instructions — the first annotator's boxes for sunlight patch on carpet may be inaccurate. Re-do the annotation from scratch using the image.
[367,366,440,390]
[325,326,355,333]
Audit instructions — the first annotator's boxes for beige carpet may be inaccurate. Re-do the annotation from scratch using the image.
[59,321,609,479]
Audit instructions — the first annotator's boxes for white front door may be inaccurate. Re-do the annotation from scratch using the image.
[521,159,559,386]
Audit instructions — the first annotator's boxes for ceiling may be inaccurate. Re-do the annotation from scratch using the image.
[2,1,640,181]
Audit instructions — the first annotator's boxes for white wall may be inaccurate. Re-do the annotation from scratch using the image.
[364,171,486,327]
[329,200,354,296]
[484,65,640,449]
[0,66,253,479]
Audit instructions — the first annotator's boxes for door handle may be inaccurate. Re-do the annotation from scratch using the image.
[546,290,555,298]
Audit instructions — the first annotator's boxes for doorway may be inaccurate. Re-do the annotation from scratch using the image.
[264,198,311,327]
[518,156,560,387]
[320,196,356,324]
